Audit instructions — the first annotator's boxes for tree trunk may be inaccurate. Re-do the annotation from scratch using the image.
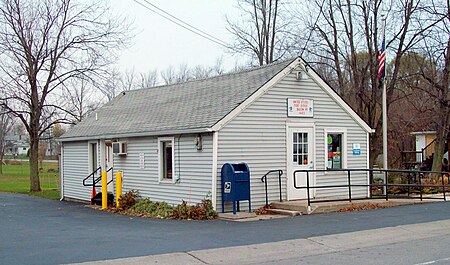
[29,130,41,192]
[370,131,383,168]
[0,152,3,175]
[431,37,450,172]
[431,134,445,172]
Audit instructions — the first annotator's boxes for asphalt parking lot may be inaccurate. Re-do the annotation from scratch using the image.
[1,193,450,265]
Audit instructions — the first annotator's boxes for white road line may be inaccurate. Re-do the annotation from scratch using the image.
[414,257,450,265]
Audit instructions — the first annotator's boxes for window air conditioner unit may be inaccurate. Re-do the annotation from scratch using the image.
[112,142,127,156]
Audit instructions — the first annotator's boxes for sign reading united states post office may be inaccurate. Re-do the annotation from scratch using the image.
[287,98,314,117]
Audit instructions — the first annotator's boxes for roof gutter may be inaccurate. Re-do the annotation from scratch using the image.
[58,127,213,142]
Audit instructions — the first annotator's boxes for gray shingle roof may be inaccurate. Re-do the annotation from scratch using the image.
[60,58,296,140]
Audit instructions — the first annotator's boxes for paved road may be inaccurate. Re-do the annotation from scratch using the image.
[85,220,450,265]
[1,193,450,265]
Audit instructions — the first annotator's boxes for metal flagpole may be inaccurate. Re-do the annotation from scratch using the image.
[381,15,388,195]
[383,67,388,195]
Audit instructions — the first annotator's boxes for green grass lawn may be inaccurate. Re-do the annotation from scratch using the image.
[0,161,60,200]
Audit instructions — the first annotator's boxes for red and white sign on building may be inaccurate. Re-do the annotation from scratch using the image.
[287,98,314,117]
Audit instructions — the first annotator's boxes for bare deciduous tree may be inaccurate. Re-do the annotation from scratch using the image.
[174,63,191,83]
[139,70,158,88]
[97,67,144,101]
[63,78,101,123]
[98,67,122,102]
[0,0,130,191]
[51,122,65,157]
[227,0,291,66]
[191,65,213,80]
[160,60,225,85]
[297,0,441,166]
[191,57,225,79]
[417,1,450,172]
[121,68,138,91]
[38,143,47,169]
[212,57,225,76]
[160,66,177,85]
[52,123,66,138]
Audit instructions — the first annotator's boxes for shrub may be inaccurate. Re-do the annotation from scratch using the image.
[150,201,173,218]
[172,201,191,219]
[132,198,155,213]
[131,199,173,218]
[172,199,218,220]
[119,197,218,220]
[118,190,141,210]
[200,199,218,220]
[422,187,432,194]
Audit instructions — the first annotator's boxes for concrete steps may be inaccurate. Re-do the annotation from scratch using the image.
[270,201,313,215]
[269,198,439,216]
[265,208,302,216]
[270,200,359,215]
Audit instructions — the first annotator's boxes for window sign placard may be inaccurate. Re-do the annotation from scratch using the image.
[327,133,342,169]
[352,143,361,155]
[287,98,314,117]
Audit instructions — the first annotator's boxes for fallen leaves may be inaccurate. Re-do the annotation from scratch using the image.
[254,205,277,215]
[337,203,393,212]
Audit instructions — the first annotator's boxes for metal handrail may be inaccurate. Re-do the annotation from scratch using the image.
[82,167,114,187]
[293,168,450,207]
[106,167,114,185]
[422,138,436,159]
[93,175,102,187]
[93,167,114,187]
[82,166,102,186]
[401,138,436,166]
[261,169,283,207]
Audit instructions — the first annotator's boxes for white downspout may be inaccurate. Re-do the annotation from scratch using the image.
[211,131,219,210]
[60,143,64,201]
[367,132,371,197]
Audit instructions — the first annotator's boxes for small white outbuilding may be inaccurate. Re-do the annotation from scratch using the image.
[59,58,372,211]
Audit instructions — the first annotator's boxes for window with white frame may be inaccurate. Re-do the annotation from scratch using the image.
[158,137,174,181]
[293,132,309,165]
[325,130,346,169]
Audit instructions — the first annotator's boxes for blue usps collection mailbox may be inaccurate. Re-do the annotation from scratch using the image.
[221,162,251,214]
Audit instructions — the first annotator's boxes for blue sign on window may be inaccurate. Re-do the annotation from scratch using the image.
[352,143,361,155]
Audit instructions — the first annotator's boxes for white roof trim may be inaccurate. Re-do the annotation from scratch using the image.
[212,57,373,134]
[410,131,436,135]
[211,58,300,131]
[58,127,211,142]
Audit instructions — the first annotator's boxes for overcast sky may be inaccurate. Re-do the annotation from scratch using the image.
[110,0,245,73]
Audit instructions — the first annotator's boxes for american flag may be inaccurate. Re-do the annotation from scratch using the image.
[378,22,386,83]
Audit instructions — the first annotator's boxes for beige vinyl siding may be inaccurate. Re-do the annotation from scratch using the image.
[217,67,369,211]
[62,141,92,201]
[113,133,213,205]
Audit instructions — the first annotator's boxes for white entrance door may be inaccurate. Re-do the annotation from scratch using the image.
[105,145,114,192]
[287,126,315,200]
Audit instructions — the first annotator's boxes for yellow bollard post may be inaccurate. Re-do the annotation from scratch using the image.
[116,171,122,208]
[101,171,107,209]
